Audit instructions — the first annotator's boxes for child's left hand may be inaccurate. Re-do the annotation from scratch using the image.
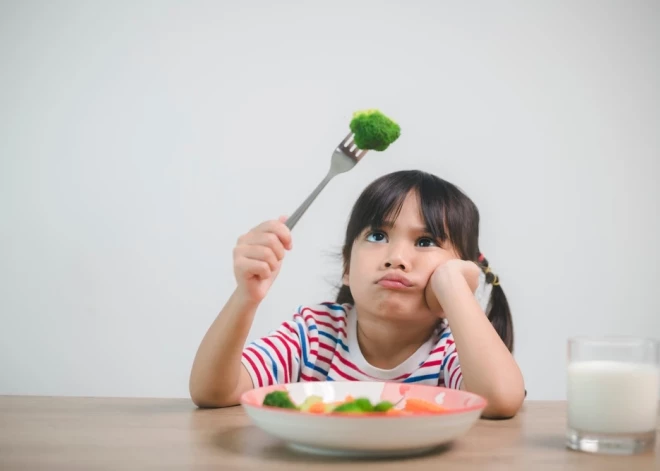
[425,259,481,315]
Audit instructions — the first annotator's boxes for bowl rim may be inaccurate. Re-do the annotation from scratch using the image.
[240,381,488,419]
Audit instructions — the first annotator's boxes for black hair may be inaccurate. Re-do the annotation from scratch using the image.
[335,170,514,352]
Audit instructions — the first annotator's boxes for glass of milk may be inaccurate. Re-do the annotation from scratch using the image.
[566,336,659,454]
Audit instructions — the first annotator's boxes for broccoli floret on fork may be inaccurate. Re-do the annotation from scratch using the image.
[349,109,401,151]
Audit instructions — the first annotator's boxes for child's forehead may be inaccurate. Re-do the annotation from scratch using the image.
[359,188,445,233]
[373,211,429,232]
[385,193,425,221]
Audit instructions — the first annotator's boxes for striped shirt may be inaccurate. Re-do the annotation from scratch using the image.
[240,302,463,389]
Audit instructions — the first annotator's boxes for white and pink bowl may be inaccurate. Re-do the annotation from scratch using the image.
[240,381,487,457]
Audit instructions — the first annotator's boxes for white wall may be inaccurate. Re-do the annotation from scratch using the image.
[1,1,658,400]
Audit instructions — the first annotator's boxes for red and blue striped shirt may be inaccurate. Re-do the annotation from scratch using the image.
[240,302,463,389]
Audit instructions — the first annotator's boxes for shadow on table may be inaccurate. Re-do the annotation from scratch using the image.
[209,424,453,463]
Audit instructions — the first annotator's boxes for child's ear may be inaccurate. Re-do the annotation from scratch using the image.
[342,271,349,286]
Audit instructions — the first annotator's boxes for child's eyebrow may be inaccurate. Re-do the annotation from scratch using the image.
[376,221,432,233]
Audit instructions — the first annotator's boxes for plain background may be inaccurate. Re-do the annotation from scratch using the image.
[1,1,658,400]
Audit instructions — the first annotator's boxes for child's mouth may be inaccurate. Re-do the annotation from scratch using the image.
[376,274,413,289]
[377,279,412,289]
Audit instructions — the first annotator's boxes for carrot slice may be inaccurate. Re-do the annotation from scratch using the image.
[403,398,446,413]
[308,402,327,414]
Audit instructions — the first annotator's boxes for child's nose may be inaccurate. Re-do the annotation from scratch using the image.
[384,259,407,270]
[383,248,409,270]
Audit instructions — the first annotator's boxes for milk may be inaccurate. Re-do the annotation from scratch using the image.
[567,361,659,434]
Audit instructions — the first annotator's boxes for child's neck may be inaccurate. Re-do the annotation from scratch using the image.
[355,313,435,370]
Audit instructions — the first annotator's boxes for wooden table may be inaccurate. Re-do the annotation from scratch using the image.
[0,397,657,470]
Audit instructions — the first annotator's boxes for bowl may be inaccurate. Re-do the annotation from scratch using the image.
[240,381,487,457]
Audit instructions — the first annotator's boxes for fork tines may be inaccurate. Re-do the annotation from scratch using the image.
[338,133,368,161]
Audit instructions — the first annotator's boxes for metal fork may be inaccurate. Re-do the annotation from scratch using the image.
[285,133,369,230]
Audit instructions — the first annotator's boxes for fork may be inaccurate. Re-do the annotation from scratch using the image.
[285,133,369,230]
[392,390,408,409]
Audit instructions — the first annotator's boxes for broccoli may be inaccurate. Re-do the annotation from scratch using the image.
[332,397,375,413]
[349,109,401,151]
[262,391,298,410]
[373,400,394,412]
[333,401,366,413]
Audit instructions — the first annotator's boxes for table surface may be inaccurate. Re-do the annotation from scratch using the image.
[0,397,658,470]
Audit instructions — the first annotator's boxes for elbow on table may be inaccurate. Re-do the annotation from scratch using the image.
[481,385,526,419]
[190,388,240,409]
[189,378,240,409]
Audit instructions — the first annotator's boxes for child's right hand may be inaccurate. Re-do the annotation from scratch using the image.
[233,216,292,304]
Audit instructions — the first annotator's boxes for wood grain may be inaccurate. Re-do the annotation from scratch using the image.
[0,397,657,470]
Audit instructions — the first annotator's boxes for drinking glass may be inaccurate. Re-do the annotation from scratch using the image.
[566,337,659,454]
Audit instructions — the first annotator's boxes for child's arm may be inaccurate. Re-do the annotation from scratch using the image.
[189,217,292,408]
[189,290,259,407]
[429,260,525,419]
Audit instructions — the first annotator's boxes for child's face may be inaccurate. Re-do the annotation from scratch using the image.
[343,191,459,320]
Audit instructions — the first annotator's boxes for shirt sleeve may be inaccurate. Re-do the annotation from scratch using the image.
[440,331,463,390]
[240,318,303,388]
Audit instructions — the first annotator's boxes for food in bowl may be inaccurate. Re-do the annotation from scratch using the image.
[262,390,447,415]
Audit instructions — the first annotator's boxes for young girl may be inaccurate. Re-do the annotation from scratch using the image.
[190,170,525,418]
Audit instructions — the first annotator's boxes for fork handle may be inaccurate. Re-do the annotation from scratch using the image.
[285,171,335,230]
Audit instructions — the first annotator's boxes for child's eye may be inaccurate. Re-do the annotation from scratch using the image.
[417,237,437,247]
[366,231,387,243]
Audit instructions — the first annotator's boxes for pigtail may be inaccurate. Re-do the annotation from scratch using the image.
[478,255,514,353]
[336,284,353,304]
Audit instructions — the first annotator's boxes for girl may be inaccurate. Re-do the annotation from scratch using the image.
[190,170,525,418]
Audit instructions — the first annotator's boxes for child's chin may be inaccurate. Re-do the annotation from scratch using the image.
[371,299,436,320]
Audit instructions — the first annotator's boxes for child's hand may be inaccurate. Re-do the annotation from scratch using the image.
[233,216,292,304]
[425,259,480,315]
